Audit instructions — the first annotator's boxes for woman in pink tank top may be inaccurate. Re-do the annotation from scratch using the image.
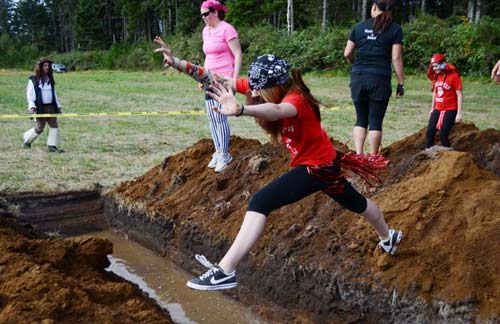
[200,0,242,173]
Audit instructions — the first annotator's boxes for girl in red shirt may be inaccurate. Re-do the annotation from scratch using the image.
[426,54,463,148]
[154,37,403,291]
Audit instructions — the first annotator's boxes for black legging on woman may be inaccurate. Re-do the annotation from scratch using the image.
[426,109,457,148]
[247,162,367,216]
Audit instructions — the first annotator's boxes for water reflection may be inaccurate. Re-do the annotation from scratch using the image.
[89,230,266,324]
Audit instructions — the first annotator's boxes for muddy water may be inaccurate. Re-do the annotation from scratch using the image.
[88,229,268,324]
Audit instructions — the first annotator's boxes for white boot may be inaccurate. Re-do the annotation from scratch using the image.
[23,127,39,148]
[47,128,63,152]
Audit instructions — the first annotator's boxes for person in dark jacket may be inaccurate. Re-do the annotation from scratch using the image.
[23,57,63,152]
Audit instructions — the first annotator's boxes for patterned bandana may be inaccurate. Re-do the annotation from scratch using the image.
[248,54,291,90]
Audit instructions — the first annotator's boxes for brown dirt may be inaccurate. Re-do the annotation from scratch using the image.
[106,122,499,323]
[0,211,173,324]
[1,122,497,323]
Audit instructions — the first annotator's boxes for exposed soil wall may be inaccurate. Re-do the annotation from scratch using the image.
[104,123,500,323]
[12,190,106,235]
[0,198,174,324]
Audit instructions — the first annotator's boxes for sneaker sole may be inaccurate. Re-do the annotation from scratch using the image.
[186,281,237,291]
[390,231,403,255]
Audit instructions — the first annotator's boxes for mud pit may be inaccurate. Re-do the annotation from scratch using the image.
[1,122,498,323]
[105,123,500,323]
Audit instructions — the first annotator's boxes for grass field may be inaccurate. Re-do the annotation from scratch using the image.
[1,69,499,193]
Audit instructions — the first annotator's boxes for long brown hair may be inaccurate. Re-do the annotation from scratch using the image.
[33,61,55,85]
[249,68,324,143]
[373,0,394,34]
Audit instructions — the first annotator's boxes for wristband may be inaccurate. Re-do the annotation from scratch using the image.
[236,104,245,116]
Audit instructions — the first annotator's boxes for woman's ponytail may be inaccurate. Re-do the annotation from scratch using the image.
[373,0,394,34]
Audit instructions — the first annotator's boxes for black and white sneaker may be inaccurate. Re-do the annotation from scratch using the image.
[186,254,237,291]
[379,229,403,255]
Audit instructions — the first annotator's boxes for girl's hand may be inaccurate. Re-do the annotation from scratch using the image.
[153,36,173,66]
[207,82,241,116]
[153,36,168,49]
[455,112,463,123]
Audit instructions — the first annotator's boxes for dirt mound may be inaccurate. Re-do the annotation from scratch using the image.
[106,126,499,322]
[0,211,173,324]
[383,122,500,177]
[375,150,500,316]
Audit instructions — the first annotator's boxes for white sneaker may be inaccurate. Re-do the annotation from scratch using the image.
[215,153,232,173]
[186,255,237,290]
[379,229,403,255]
[208,153,219,169]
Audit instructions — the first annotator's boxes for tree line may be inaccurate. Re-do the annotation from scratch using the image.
[0,0,499,75]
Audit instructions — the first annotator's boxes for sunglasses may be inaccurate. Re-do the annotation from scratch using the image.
[201,7,215,17]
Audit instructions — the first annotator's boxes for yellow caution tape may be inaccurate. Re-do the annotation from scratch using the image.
[0,111,205,119]
[0,106,352,119]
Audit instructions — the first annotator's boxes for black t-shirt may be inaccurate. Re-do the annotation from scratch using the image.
[349,18,403,78]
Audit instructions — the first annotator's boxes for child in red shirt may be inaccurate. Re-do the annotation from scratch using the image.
[154,37,403,291]
[426,54,463,148]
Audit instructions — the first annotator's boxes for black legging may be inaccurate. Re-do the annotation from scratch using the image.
[426,109,457,148]
[354,99,390,131]
[247,165,367,216]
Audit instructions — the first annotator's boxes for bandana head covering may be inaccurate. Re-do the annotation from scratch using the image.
[201,0,227,12]
[248,54,291,90]
[38,57,53,65]
[431,54,446,64]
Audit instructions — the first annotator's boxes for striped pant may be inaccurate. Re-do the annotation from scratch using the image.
[205,97,231,153]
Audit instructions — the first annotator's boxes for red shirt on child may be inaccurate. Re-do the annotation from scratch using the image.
[433,71,462,111]
[235,79,336,167]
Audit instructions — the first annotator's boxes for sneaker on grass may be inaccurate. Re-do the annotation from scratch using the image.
[379,229,403,255]
[186,254,237,291]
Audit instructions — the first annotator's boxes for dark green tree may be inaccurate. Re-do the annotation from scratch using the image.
[0,0,13,35]
[75,0,106,49]
[12,0,54,51]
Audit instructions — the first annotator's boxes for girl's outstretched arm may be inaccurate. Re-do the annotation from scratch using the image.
[153,36,232,88]
[208,82,297,121]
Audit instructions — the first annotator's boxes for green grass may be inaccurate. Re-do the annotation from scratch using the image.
[0,69,498,193]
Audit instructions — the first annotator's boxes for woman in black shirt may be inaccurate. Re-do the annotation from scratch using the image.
[344,0,405,155]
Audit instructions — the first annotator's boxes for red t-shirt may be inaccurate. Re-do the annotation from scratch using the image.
[235,78,337,167]
[433,71,462,111]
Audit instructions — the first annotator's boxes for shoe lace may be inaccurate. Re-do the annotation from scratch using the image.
[195,254,215,269]
[199,267,218,280]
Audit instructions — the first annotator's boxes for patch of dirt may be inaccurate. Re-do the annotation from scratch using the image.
[106,123,499,323]
[383,123,500,178]
[0,205,173,324]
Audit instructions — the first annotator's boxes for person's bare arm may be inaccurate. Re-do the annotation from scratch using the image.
[227,38,242,79]
[455,90,463,122]
[392,44,405,87]
[491,59,500,82]
[208,82,297,121]
[344,40,356,64]
[153,36,233,89]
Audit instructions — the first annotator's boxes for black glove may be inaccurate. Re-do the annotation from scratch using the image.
[396,83,404,97]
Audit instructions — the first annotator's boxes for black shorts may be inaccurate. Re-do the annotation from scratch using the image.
[350,76,392,102]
